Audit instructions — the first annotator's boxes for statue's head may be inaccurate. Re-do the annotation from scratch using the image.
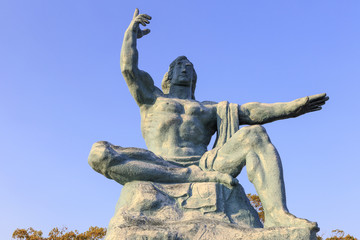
[162,56,197,99]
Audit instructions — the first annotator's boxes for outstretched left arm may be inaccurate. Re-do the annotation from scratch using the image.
[239,93,329,125]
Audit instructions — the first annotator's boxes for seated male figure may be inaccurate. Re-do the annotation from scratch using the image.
[89,9,328,230]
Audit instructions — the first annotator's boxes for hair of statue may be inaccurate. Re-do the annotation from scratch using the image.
[161,56,197,99]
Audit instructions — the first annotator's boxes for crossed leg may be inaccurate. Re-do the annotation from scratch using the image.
[88,141,236,186]
[88,126,317,230]
[211,125,318,230]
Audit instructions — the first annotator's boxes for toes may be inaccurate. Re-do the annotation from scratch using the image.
[231,178,239,186]
[219,173,237,186]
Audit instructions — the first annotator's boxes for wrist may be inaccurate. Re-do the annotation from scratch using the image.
[129,21,139,32]
[291,97,308,117]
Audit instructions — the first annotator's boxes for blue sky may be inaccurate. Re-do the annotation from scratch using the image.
[1,0,359,238]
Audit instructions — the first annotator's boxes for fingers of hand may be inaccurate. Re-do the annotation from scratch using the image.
[306,96,328,113]
[308,93,327,102]
[141,14,152,20]
[308,106,322,112]
[134,19,147,26]
[132,8,152,20]
[137,29,151,39]
[309,97,328,106]
[142,29,150,36]
[134,15,151,26]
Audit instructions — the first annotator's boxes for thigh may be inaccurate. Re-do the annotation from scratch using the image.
[112,145,181,167]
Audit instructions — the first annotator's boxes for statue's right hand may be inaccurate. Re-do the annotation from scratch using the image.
[130,8,152,39]
[292,93,329,117]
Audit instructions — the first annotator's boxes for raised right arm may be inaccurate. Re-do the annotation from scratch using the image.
[120,9,161,106]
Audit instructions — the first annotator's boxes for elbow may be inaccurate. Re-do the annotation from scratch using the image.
[121,67,136,79]
[120,66,129,74]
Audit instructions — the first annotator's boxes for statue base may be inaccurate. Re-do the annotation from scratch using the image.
[105,181,317,240]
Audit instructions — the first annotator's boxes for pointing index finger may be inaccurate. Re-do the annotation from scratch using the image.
[133,8,139,19]
[308,93,327,102]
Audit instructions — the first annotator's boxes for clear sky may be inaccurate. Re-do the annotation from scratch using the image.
[1,0,359,239]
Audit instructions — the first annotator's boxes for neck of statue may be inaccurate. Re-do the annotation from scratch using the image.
[169,85,192,100]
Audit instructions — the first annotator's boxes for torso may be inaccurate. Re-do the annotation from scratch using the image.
[140,96,217,160]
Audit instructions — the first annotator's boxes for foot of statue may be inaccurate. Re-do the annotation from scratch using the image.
[264,210,319,231]
[187,165,238,187]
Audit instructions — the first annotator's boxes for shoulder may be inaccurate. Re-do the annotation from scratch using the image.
[153,87,164,97]
[139,95,172,112]
[201,100,218,107]
[200,100,218,115]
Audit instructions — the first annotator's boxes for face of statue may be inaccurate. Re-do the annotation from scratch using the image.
[171,59,194,87]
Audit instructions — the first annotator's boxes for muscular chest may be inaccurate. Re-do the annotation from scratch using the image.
[141,97,216,131]
[153,97,212,118]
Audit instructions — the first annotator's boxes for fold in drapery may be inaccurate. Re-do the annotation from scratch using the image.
[199,101,239,171]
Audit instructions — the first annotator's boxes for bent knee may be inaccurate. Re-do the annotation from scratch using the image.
[246,125,266,134]
[238,125,270,145]
[88,141,114,176]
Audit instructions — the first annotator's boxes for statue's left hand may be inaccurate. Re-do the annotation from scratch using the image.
[293,93,329,117]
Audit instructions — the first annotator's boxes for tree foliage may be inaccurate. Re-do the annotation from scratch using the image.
[247,193,265,223]
[246,193,357,240]
[12,226,106,240]
[317,229,358,240]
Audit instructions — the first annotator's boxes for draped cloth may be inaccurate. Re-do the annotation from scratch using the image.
[199,101,239,171]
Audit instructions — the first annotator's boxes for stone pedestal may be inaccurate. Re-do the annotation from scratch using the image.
[105,181,316,240]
